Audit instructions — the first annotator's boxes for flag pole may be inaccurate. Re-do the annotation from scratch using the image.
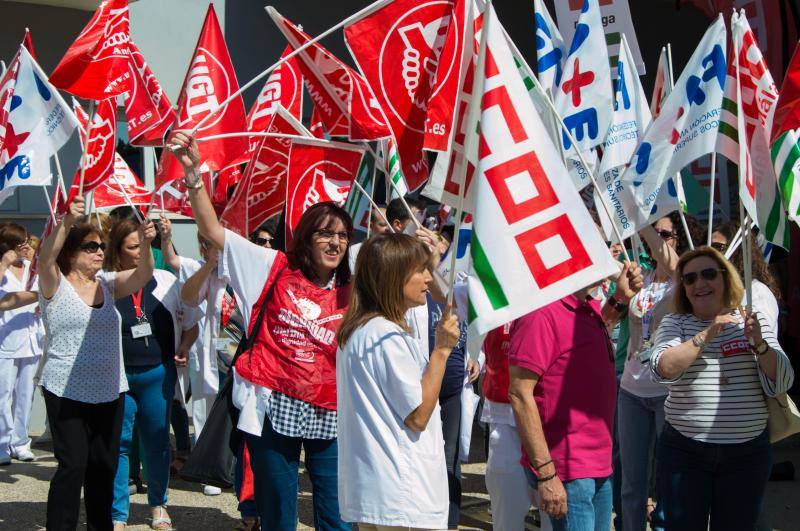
[111,177,145,223]
[351,179,394,233]
[52,153,68,200]
[196,132,310,143]
[190,0,394,135]
[41,186,56,226]
[77,100,96,197]
[707,152,717,245]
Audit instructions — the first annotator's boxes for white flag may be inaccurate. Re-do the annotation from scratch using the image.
[533,0,566,96]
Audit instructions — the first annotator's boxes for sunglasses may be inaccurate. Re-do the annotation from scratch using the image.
[656,229,677,240]
[79,241,106,254]
[682,267,725,285]
[250,236,273,246]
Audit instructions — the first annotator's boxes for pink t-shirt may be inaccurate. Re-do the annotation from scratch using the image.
[509,295,616,482]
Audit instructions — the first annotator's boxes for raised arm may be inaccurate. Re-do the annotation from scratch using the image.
[113,221,156,299]
[167,131,226,250]
[157,214,181,271]
[0,249,17,280]
[38,196,85,299]
[181,252,218,306]
[0,291,38,311]
[640,225,680,279]
[601,262,643,326]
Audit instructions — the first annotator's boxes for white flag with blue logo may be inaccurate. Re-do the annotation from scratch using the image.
[0,46,78,204]
[553,0,613,154]
[533,0,566,97]
[619,15,726,231]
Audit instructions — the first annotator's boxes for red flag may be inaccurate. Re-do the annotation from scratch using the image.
[49,0,133,100]
[773,42,800,141]
[345,0,466,190]
[29,179,66,290]
[0,54,20,159]
[156,4,248,186]
[124,41,175,146]
[309,104,326,139]
[66,98,117,201]
[247,45,303,132]
[285,137,365,242]
[22,29,36,59]
[212,164,242,214]
[269,8,391,142]
[93,154,152,210]
[222,106,311,237]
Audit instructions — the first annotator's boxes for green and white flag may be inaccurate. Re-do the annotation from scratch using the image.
[770,129,800,226]
[344,154,374,233]
[467,4,618,337]
[382,137,408,200]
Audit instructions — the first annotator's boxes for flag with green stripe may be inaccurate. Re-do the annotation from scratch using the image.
[771,130,800,226]
[343,154,374,233]
[381,137,408,200]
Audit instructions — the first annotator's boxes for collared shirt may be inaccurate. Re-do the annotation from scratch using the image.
[509,295,616,482]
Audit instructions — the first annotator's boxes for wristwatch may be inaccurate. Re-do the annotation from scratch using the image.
[184,169,203,189]
[607,294,627,313]
[753,339,769,356]
[691,333,706,350]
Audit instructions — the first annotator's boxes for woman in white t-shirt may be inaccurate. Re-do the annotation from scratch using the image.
[336,233,460,530]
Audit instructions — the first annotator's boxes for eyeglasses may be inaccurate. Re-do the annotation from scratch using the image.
[682,267,725,285]
[79,241,106,254]
[710,241,728,252]
[250,236,273,247]
[656,229,677,240]
[315,229,349,244]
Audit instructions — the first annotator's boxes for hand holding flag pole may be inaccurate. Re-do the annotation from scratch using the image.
[189,0,394,136]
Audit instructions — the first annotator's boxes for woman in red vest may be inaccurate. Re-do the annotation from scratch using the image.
[169,132,352,530]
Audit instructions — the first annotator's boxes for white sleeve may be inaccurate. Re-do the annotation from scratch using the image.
[220,229,278,327]
[751,281,780,335]
[650,313,686,383]
[372,327,425,422]
[757,314,795,396]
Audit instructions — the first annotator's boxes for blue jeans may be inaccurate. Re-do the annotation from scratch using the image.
[656,423,771,531]
[244,416,350,531]
[112,363,177,522]
[526,468,613,531]
[617,389,666,531]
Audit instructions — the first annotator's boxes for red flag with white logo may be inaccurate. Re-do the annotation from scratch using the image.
[247,45,303,132]
[50,0,133,100]
[268,8,391,142]
[124,41,176,146]
[157,4,248,186]
[222,106,312,237]
[309,104,326,139]
[212,164,242,215]
[66,98,117,202]
[93,154,152,209]
[285,137,365,242]
[345,0,466,190]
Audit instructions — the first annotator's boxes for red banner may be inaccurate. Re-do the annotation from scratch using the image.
[285,138,364,242]
[50,0,133,100]
[212,164,242,215]
[156,4,248,185]
[124,41,175,146]
[270,9,391,142]
[309,103,326,139]
[93,154,152,209]
[69,98,117,198]
[222,106,311,237]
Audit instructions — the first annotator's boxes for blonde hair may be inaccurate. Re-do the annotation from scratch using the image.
[673,245,744,314]
[337,234,432,346]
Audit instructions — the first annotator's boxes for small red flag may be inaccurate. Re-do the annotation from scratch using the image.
[66,98,118,202]
[50,0,133,100]
[92,154,152,210]
[247,45,303,133]
[124,41,176,146]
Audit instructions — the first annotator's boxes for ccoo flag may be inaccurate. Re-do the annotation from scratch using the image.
[466,4,618,338]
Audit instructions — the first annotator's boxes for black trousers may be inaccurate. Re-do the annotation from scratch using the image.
[43,389,124,531]
[439,392,463,529]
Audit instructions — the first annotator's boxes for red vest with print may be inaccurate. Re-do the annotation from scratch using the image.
[234,253,350,410]
[482,324,512,404]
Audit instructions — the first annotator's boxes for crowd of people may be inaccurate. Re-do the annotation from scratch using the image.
[0,131,794,531]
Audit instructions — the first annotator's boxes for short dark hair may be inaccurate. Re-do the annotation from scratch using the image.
[287,202,353,286]
[56,219,103,274]
[109,205,145,222]
[0,222,29,257]
[386,196,427,224]
[251,218,278,240]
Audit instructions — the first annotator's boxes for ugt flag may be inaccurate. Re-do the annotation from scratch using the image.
[467,4,618,337]
[619,15,726,231]
[93,155,152,210]
[69,97,117,196]
[0,47,78,205]
[717,11,790,248]
[124,41,175,146]
[247,45,304,134]
[533,0,566,96]
[50,0,132,100]
[553,0,613,153]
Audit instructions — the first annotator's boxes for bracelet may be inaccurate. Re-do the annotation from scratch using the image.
[184,176,203,190]
[691,333,706,350]
[537,472,557,483]
[533,459,553,471]
[753,339,769,356]
[608,295,627,313]
[184,168,203,189]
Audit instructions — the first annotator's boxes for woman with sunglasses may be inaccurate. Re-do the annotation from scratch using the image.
[651,246,793,529]
[103,217,200,530]
[36,195,157,530]
[169,132,353,530]
[616,212,700,530]
[0,223,43,466]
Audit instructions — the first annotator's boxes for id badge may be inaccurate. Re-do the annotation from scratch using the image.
[131,322,153,339]
[215,337,231,352]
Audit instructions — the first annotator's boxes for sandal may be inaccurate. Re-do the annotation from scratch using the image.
[151,505,173,530]
[234,517,260,531]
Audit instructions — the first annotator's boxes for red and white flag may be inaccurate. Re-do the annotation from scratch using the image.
[285,137,365,241]
[247,45,303,133]
[50,0,133,100]
[268,8,391,142]
[156,4,248,186]
[222,106,312,237]
[66,98,117,202]
[309,103,326,139]
[93,155,152,210]
[211,164,243,214]
[345,0,466,190]
[124,41,175,146]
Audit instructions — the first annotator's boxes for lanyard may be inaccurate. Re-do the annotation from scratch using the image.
[131,289,145,320]
[221,293,236,328]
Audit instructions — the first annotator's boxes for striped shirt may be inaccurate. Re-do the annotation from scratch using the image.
[651,312,794,444]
